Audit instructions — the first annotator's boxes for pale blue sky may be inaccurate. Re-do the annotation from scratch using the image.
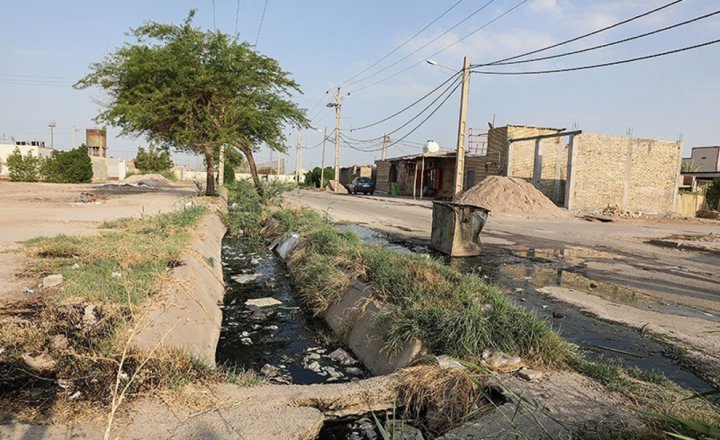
[1,0,718,170]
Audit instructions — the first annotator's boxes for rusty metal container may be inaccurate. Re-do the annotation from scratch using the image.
[430,202,490,257]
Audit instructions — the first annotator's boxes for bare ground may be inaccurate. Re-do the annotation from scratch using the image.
[0,181,195,305]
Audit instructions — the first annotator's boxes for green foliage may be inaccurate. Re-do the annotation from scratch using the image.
[706,178,720,211]
[134,146,174,174]
[304,166,334,188]
[41,145,93,183]
[75,10,308,195]
[681,160,702,173]
[6,147,41,182]
[223,162,236,185]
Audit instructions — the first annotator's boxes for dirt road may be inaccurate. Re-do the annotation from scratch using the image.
[0,181,195,304]
[287,189,720,383]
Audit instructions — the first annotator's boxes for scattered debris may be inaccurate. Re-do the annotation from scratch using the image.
[345,367,364,376]
[232,273,261,284]
[328,348,357,366]
[110,271,122,279]
[518,368,543,381]
[240,337,253,345]
[71,263,81,270]
[483,352,523,371]
[22,352,57,373]
[83,304,98,327]
[50,334,69,350]
[41,274,64,288]
[552,312,565,319]
[261,364,280,377]
[72,192,105,204]
[23,287,34,294]
[245,297,282,308]
[122,173,174,188]
[436,355,465,370]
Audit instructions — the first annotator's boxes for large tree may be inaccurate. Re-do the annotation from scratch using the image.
[75,11,308,195]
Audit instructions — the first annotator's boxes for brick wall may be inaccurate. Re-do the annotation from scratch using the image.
[569,133,681,214]
[374,160,391,194]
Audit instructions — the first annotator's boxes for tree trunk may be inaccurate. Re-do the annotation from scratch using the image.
[205,149,215,196]
[240,145,261,188]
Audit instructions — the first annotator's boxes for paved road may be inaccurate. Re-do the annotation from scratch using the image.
[286,189,720,314]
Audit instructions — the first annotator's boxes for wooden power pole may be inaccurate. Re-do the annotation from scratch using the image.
[453,56,471,197]
[320,126,328,190]
[295,128,303,184]
[381,133,389,160]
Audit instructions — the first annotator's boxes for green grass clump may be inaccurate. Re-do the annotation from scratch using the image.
[264,207,573,367]
[24,205,207,304]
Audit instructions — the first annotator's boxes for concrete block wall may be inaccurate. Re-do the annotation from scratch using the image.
[569,133,681,214]
[374,160,391,194]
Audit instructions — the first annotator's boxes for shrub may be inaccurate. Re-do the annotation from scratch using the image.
[41,145,93,183]
[223,163,236,185]
[134,146,173,174]
[706,178,720,211]
[304,166,334,188]
[6,147,41,182]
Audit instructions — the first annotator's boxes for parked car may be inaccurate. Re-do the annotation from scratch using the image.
[348,177,375,195]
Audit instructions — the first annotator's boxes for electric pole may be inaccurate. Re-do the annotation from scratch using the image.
[218,144,225,187]
[453,56,471,197]
[71,126,78,148]
[48,121,56,148]
[295,127,303,184]
[381,133,389,160]
[327,87,348,186]
[320,126,328,190]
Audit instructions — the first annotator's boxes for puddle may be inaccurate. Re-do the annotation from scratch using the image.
[215,239,368,384]
[342,224,716,392]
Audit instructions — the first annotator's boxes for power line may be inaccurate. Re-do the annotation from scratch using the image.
[347,75,461,142]
[349,0,527,93]
[347,72,461,132]
[255,0,270,46]
[471,38,720,75]
[344,0,498,90]
[234,0,241,35]
[474,0,685,67]
[478,8,720,67]
[342,79,462,152]
[339,0,466,87]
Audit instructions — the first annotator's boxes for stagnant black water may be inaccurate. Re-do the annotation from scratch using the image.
[216,239,367,384]
[338,224,716,393]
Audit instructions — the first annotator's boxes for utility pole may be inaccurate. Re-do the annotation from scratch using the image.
[71,126,78,148]
[218,144,225,187]
[453,56,471,197]
[320,126,328,190]
[381,133,389,160]
[48,121,56,148]
[327,87,348,185]
[295,127,303,184]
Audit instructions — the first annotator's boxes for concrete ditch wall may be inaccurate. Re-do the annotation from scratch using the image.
[134,209,227,365]
[272,233,422,375]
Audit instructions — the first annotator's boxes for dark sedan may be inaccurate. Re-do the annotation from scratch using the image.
[348,177,374,195]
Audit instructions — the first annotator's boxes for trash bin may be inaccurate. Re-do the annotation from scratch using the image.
[430,202,490,257]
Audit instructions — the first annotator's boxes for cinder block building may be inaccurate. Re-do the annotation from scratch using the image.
[374,124,683,215]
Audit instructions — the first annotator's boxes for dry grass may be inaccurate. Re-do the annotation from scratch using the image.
[396,365,495,434]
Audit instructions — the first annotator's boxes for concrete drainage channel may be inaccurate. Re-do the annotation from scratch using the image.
[216,238,370,385]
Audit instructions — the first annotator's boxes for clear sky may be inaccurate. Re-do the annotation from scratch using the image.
[1,0,718,171]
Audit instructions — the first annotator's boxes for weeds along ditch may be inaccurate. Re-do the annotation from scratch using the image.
[225,181,719,439]
[0,204,254,422]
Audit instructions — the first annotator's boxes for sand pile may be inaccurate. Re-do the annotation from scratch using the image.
[455,176,571,219]
[123,173,174,188]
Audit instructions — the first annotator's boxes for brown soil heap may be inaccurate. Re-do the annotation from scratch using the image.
[455,176,571,219]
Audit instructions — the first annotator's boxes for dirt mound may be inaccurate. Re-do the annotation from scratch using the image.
[455,176,571,219]
[123,173,174,188]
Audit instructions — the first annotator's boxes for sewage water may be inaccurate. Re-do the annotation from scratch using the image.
[216,238,367,384]
[340,224,716,392]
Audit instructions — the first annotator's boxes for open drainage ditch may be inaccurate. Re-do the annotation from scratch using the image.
[340,224,716,393]
[216,238,368,385]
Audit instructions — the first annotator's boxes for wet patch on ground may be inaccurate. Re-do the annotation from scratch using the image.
[342,224,716,392]
[215,239,368,385]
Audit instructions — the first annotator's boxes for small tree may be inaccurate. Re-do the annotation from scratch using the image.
[134,146,174,174]
[75,11,308,196]
[706,178,720,211]
[304,166,334,188]
[41,145,93,183]
[6,148,41,182]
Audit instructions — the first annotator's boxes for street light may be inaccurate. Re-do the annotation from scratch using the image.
[426,59,456,74]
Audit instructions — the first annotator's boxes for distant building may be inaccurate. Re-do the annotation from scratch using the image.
[0,140,53,177]
[339,165,373,186]
[375,124,683,215]
[681,146,720,185]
